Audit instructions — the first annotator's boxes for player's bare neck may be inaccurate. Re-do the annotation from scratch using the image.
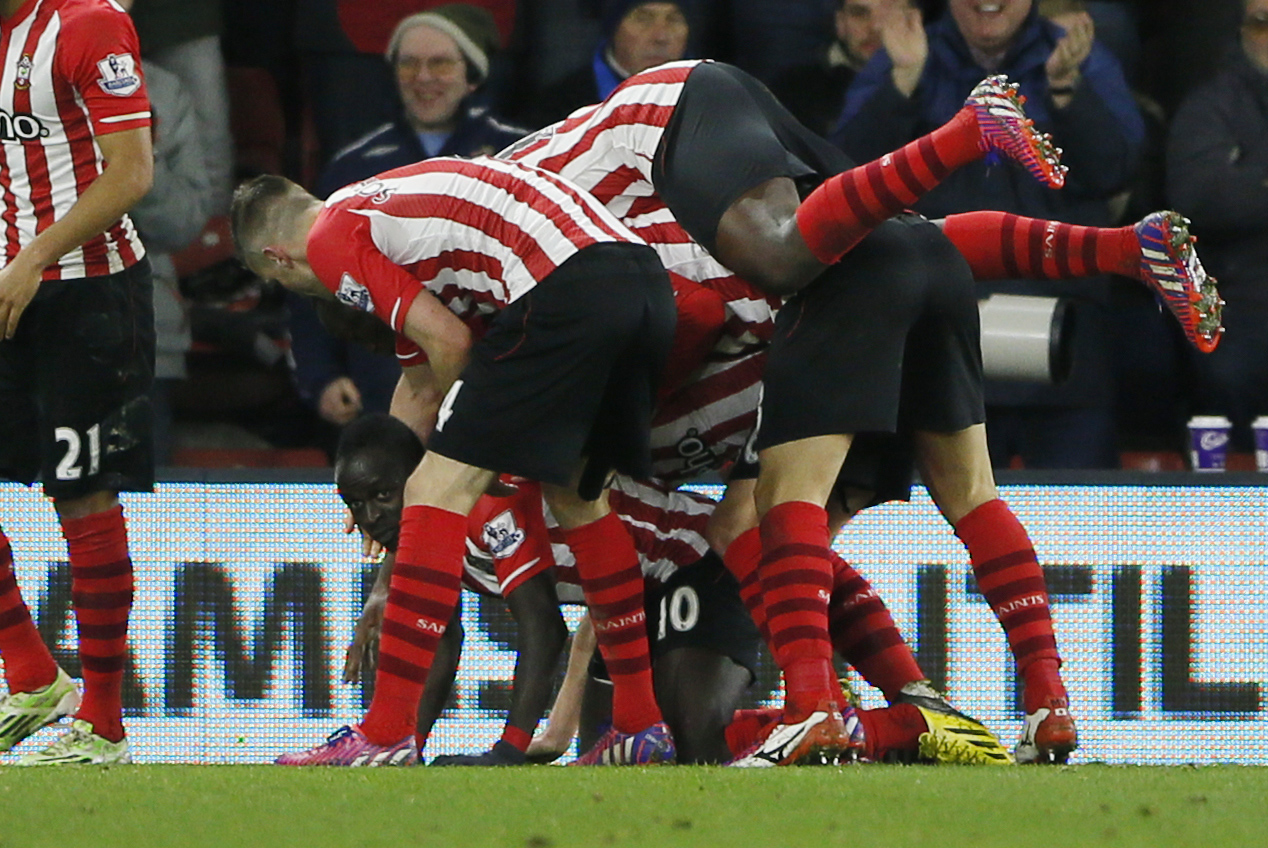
[0,0,27,20]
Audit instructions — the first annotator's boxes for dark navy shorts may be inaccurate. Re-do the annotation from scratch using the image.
[0,258,154,499]
[653,61,852,257]
[426,243,676,500]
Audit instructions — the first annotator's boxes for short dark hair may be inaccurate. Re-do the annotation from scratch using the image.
[336,412,425,469]
[229,174,307,263]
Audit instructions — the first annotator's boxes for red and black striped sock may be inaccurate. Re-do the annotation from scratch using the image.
[828,552,925,701]
[796,106,982,264]
[564,511,661,733]
[760,501,838,721]
[941,211,1138,281]
[61,505,133,743]
[0,528,58,694]
[723,526,770,646]
[955,499,1065,711]
[361,505,466,746]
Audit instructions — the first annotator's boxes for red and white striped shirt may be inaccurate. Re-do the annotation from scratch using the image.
[308,156,642,365]
[550,475,716,593]
[503,60,699,222]
[0,0,149,279]
[502,61,781,484]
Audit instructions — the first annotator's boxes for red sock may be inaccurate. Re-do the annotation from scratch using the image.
[723,527,770,646]
[564,511,661,733]
[796,106,982,264]
[0,528,58,693]
[500,724,531,753]
[828,552,924,701]
[361,505,466,746]
[61,505,133,743]
[725,707,782,757]
[760,501,837,721]
[955,499,1065,711]
[855,703,927,760]
[941,211,1139,281]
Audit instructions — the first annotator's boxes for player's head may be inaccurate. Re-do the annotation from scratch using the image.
[604,1,690,76]
[335,413,426,550]
[230,174,326,297]
[386,4,499,132]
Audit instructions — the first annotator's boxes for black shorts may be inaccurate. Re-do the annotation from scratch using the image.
[754,215,984,451]
[736,431,916,509]
[589,551,761,683]
[653,61,852,257]
[426,243,676,500]
[0,259,155,499]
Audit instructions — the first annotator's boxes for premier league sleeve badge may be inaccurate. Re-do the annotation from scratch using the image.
[96,53,142,97]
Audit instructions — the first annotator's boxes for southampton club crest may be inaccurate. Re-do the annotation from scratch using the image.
[96,53,141,97]
[482,509,526,559]
[335,273,374,313]
[14,54,31,91]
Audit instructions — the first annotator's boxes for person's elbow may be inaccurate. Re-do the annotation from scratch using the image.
[120,157,155,209]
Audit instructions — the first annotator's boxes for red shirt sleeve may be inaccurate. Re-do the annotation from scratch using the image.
[56,2,151,134]
[308,205,429,332]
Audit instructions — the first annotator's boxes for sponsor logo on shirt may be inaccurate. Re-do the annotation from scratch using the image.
[335,273,374,313]
[0,109,49,140]
[482,510,525,559]
[96,53,142,97]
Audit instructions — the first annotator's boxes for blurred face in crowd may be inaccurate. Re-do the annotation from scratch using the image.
[836,0,911,64]
[1244,0,1268,73]
[949,0,1033,58]
[611,2,689,75]
[337,450,408,550]
[394,24,477,132]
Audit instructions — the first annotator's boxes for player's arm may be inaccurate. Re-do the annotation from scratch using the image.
[389,362,448,444]
[342,552,393,684]
[398,288,473,398]
[0,127,153,338]
[504,572,569,741]
[526,612,595,763]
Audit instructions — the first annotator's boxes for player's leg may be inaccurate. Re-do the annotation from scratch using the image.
[653,648,750,764]
[0,339,73,753]
[360,453,494,748]
[277,452,495,766]
[940,209,1222,352]
[658,63,1062,296]
[414,602,464,756]
[730,434,862,767]
[546,484,673,765]
[16,262,154,766]
[0,522,76,753]
[644,551,760,764]
[430,573,568,765]
[914,425,1076,764]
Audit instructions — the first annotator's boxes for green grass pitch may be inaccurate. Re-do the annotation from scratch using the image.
[1,764,1265,848]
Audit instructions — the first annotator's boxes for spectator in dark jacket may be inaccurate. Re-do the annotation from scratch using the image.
[831,0,1144,469]
[1167,0,1268,451]
[294,3,526,447]
[519,0,690,130]
[771,0,919,138]
[316,3,526,197]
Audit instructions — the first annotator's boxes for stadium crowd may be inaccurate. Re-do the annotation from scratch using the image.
[0,0,1262,768]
